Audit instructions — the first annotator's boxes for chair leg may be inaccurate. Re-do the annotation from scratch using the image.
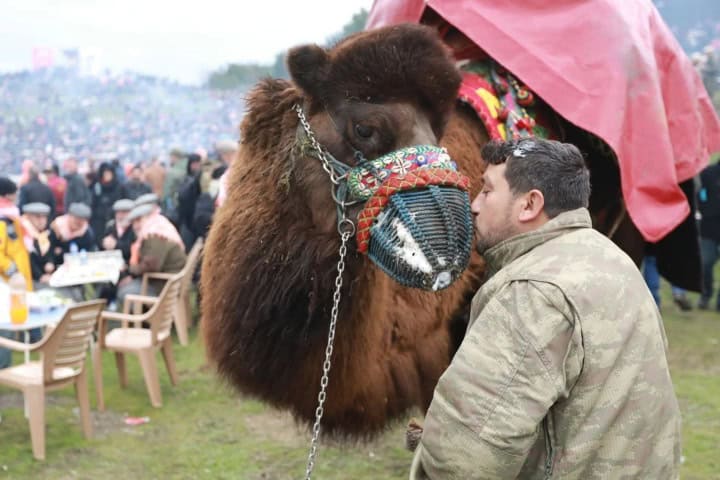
[25,385,46,461]
[174,301,189,346]
[92,345,105,412]
[137,349,162,407]
[115,352,128,389]
[74,368,93,439]
[160,339,179,386]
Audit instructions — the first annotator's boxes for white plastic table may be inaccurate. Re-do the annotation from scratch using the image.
[0,308,67,363]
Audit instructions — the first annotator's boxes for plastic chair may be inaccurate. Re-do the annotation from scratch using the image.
[93,273,182,410]
[139,237,203,346]
[0,300,106,460]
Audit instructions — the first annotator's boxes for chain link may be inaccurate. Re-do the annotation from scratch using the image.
[304,230,352,480]
[294,104,343,185]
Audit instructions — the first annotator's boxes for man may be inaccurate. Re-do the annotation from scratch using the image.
[123,164,152,200]
[143,157,166,197]
[90,162,126,249]
[410,139,681,479]
[48,202,96,267]
[62,157,92,208]
[162,148,187,225]
[215,139,238,168]
[697,160,720,310]
[21,202,54,286]
[0,177,34,369]
[44,164,67,216]
[18,168,56,218]
[102,199,136,263]
[117,203,186,308]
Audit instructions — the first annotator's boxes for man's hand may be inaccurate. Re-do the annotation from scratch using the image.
[406,417,424,452]
[44,262,55,274]
[39,274,52,283]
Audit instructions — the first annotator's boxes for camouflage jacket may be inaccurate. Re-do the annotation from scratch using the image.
[410,208,681,479]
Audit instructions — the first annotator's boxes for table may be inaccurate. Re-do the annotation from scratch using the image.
[0,308,67,363]
[49,250,124,288]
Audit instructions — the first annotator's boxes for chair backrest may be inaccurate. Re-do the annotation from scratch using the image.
[179,237,203,298]
[147,273,183,343]
[42,300,106,384]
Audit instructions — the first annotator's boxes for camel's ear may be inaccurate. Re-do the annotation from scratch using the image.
[286,44,330,98]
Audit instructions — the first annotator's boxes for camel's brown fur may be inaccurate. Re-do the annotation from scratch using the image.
[201,25,488,436]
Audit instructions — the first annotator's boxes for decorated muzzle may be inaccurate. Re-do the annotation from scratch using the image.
[293,105,472,292]
[348,146,472,291]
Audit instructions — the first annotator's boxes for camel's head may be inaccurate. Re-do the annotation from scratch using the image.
[286,24,461,225]
[286,25,471,290]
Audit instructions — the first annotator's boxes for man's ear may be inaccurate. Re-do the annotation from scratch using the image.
[518,189,545,223]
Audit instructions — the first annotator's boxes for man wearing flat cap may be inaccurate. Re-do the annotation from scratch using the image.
[116,202,186,307]
[21,202,55,286]
[48,202,96,267]
[102,199,136,264]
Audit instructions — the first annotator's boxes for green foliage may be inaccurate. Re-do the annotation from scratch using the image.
[206,8,368,89]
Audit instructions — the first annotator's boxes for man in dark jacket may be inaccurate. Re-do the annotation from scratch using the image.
[18,169,56,218]
[21,202,55,286]
[62,157,92,208]
[49,202,96,267]
[698,161,720,309]
[123,164,152,200]
[101,199,136,263]
[90,162,127,249]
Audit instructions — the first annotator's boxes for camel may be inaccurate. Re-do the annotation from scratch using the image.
[200,24,644,438]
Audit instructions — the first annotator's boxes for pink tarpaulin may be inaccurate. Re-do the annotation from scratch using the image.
[367,0,720,242]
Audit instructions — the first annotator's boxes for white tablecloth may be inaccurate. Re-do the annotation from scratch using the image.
[49,250,125,288]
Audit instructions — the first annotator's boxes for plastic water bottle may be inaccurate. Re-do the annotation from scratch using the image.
[68,242,79,268]
[79,248,88,265]
[70,242,79,257]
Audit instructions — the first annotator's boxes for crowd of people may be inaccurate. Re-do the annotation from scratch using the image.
[0,68,242,173]
[0,144,235,369]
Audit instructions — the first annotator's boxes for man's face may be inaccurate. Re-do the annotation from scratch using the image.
[132,216,145,233]
[115,210,130,226]
[101,169,114,184]
[68,215,86,232]
[63,158,77,174]
[27,213,48,231]
[189,161,201,175]
[470,163,523,253]
[221,151,237,166]
[130,167,142,181]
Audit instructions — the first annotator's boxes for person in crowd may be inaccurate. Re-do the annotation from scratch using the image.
[116,203,187,308]
[123,164,153,200]
[134,192,163,214]
[144,157,166,198]
[697,160,720,310]
[0,177,35,367]
[191,163,226,244]
[62,157,92,208]
[111,158,126,184]
[642,252,693,311]
[177,154,204,250]
[44,163,67,216]
[409,139,680,479]
[97,199,136,305]
[90,162,126,249]
[101,199,136,264]
[215,139,238,168]
[18,168,56,218]
[162,148,187,226]
[48,202,96,267]
[21,202,54,287]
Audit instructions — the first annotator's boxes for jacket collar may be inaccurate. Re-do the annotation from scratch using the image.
[483,208,592,278]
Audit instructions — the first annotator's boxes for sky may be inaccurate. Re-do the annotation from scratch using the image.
[0,0,375,84]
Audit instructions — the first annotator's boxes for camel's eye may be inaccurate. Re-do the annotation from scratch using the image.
[354,123,374,139]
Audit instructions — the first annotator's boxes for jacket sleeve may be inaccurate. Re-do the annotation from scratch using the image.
[412,280,583,480]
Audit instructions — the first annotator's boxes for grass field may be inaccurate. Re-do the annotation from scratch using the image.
[1,283,719,479]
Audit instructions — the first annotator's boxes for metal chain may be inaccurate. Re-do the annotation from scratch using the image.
[294,104,342,185]
[304,228,353,480]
